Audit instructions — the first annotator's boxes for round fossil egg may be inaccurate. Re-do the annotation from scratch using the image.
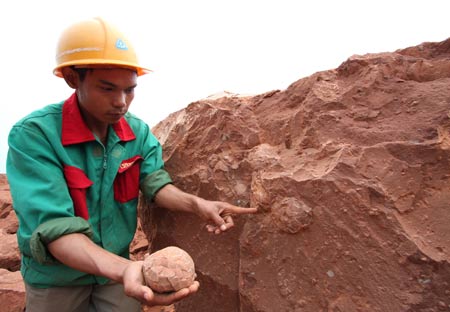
[142,246,197,293]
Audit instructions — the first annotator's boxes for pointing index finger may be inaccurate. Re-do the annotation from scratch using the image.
[226,206,258,215]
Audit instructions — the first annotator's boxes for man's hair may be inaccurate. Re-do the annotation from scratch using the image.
[70,67,137,81]
[71,67,93,81]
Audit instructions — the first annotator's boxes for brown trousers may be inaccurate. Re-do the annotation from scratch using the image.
[25,281,141,312]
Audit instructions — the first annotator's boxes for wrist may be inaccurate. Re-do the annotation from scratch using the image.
[99,255,132,283]
[190,195,202,216]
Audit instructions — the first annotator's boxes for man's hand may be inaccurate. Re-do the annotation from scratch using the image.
[195,198,258,234]
[49,234,199,307]
[122,261,200,306]
[154,184,258,234]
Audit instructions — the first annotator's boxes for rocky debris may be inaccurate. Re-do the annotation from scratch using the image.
[147,38,450,311]
[0,176,12,217]
[0,176,25,312]
[0,230,20,271]
[0,269,25,312]
[0,178,20,272]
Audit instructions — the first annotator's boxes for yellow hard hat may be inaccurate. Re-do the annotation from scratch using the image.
[53,17,150,77]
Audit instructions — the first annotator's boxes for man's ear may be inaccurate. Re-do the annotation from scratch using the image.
[61,67,79,89]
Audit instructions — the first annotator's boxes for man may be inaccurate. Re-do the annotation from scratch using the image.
[6,17,257,311]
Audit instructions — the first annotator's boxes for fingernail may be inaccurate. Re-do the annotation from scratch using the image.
[220,224,227,231]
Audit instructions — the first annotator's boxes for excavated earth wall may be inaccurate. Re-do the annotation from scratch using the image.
[144,38,450,312]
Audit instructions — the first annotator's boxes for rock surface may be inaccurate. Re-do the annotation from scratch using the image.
[0,269,25,312]
[1,38,450,312]
[0,176,25,312]
[146,38,450,311]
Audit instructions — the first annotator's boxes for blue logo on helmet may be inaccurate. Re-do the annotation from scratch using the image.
[115,39,128,50]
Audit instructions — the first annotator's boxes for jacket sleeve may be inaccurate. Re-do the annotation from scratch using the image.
[141,168,173,200]
[30,217,94,264]
[7,123,93,264]
[138,124,173,200]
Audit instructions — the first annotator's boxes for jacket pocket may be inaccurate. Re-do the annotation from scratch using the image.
[114,155,143,203]
[63,165,93,220]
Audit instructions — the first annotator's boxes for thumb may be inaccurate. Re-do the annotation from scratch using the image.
[209,212,227,231]
[142,286,155,302]
[126,284,154,303]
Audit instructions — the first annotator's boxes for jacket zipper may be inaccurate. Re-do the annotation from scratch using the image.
[103,153,108,170]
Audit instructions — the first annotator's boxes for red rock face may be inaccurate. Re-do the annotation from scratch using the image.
[0,176,24,312]
[146,39,450,311]
[0,269,25,312]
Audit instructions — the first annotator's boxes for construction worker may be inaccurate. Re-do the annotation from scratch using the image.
[6,17,257,312]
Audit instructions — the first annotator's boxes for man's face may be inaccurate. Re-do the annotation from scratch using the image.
[75,68,138,129]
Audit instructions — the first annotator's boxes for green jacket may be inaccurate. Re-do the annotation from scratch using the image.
[6,93,172,288]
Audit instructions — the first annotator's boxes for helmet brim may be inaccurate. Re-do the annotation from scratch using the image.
[53,59,152,77]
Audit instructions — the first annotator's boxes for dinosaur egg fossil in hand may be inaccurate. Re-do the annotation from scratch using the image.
[142,246,197,293]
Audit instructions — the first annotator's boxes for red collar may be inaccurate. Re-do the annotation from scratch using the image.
[61,93,136,146]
